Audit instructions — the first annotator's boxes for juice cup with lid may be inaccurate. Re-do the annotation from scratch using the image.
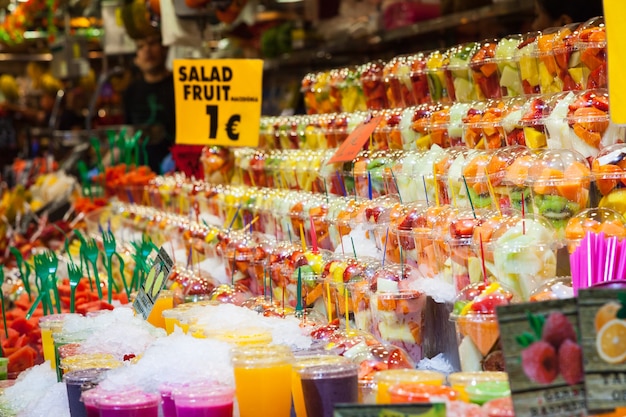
[465,380,511,405]
[360,60,389,110]
[292,354,350,417]
[515,31,541,95]
[374,369,446,403]
[299,362,358,417]
[231,344,294,417]
[64,368,109,417]
[173,384,235,417]
[592,144,626,216]
[451,282,512,372]
[448,371,508,402]
[527,148,592,234]
[495,35,523,97]
[577,16,607,89]
[94,390,160,417]
[469,39,502,100]
[445,42,479,103]
[425,50,450,103]
[388,382,459,403]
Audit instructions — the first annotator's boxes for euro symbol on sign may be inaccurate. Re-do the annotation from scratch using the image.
[226,114,241,140]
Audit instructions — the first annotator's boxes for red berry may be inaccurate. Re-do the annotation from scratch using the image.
[558,339,583,386]
[542,312,576,349]
[521,341,558,384]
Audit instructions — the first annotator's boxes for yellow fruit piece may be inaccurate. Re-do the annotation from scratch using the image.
[599,190,626,215]
[596,319,626,364]
[595,302,621,332]
[523,127,546,149]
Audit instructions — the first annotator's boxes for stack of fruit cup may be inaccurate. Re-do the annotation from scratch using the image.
[515,31,541,95]
[445,42,479,103]
[577,16,607,89]
[526,148,592,235]
[495,34,523,98]
[464,100,508,150]
[451,282,512,372]
[470,40,503,100]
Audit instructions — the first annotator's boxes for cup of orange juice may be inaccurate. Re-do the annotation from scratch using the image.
[373,369,446,404]
[231,344,294,417]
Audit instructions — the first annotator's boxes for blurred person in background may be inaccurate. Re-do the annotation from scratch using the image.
[532,0,604,31]
[123,32,175,174]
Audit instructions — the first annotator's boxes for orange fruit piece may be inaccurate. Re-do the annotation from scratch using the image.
[596,319,626,364]
[457,316,500,356]
[595,302,621,333]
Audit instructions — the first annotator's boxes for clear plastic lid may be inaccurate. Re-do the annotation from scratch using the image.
[371,263,422,293]
[592,144,626,198]
[577,16,606,47]
[390,201,431,233]
[452,282,513,317]
[231,344,294,367]
[527,148,591,184]
[448,42,480,69]
[96,391,160,410]
[297,362,358,379]
[565,207,626,241]
[351,343,415,381]
[322,255,381,284]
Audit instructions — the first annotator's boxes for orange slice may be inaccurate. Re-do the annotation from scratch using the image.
[596,319,626,364]
[457,316,500,356]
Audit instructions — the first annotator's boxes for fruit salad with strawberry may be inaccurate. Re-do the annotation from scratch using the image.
[451,282,512,372]
[515,32,541,95]
[485,145,535,213]
[426,50,450,103]
[398,104,435,150]
[301,71,333,115]
[409,52,431,104]
[337,66,367,113]
[384,55,415,109]
[463,101,507,150]
[519,96,550,149]
[495,35,523,98]
[577,16,607,89]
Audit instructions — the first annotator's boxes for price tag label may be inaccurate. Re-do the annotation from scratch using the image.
[327,116,382,164]
[496,299,586,417]
[334,403,446,416]
[604,0,626,124]
[133,247,174,320]
[173,59,263,147]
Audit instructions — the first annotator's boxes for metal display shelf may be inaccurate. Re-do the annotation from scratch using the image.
[263,0,533,71]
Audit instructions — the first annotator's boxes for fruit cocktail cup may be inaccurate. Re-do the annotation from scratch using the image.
[577,16,607,89]
[470,40,504,100]
[527,148,591,235]
[409,52,431,104]
[495,35,523,98]
[552,23,585,91]
[231,344,294,417]
[445,42,479,103]
[451,282,512,373]
[591,144,626,216]
[515,31,541,95]
[425,50,450,103]
[337,66,367,113]
[360,61,389,110]
[565,208,626,253]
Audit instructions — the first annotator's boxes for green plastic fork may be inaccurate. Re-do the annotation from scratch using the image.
[101,228,127,302]
[10,247,31,301]
[83,238,103,300]
[67,262,83,314]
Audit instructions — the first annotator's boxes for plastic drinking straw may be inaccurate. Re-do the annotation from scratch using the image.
[344,286,350,332]
[367,171,373,200]
[422,176,429,206]
[296,268,303,315]
[231,247,237,286]
[479,234,488,284]
[299,224,307,251]
[485,174,501,216]
[0,269,8,338]
[616,239,626,280]
[462,176,476,219]
[570,252,577,294]
[596,232,605,285]
[382,228,389,266]
[608,236,617,282]
[336,171,347,197]
[227,205,241,231]
[448,176,458,208]
[586,231,593,288]
[326,282,333,323]
[309,217,319,253]
[521,192,526,235]
[350,237,357,259]
[269,272,273,303]
[282,285,285,316]
[432,166,440,207]
[288,224,293,243]
[390,169,402,204]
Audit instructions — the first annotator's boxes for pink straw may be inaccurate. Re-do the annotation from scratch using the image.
[616,239,626,280]
[585,231,593,289]
[596,232,605,286]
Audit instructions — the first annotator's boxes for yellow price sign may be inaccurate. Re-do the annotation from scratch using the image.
[173,59,263,147]
[605,0,626,124]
